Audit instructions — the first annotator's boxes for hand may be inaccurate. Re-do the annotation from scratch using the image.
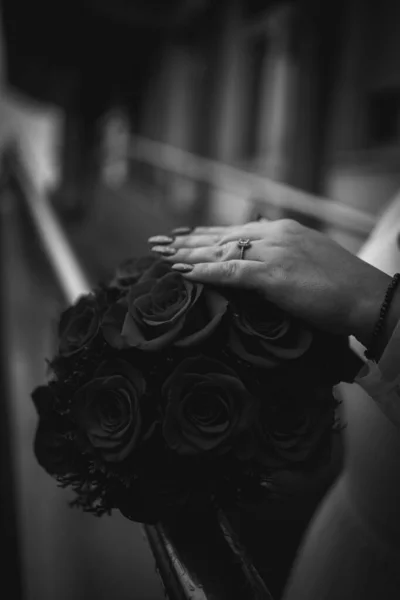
[148,219,392,347]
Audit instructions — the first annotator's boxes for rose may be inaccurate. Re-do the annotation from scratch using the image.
[256,385,334,468]
[58,294,100,357]
[31,385,56,418]
[162,356,257,457]
[111,255,161,289]
[72,359,146,463]
[102,268,228,351]
[228,293,313,368]
[31,387,73,475]
[34,418,75,475]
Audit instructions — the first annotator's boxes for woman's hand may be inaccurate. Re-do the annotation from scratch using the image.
[148,219,392,348]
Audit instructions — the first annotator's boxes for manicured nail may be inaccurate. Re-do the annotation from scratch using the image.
[151,246,177,256]
[148,235,174,245]
[171,263,194,273]
[171,226,193,236]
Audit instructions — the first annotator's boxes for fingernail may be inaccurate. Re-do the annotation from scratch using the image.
[151,246,177,256]
[171,263,194,273]
[148,235,174,244]
[171,226,193,236]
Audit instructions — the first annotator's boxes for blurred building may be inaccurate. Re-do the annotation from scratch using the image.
[2,0,400,251]
[129,0,400,250]
[1,0,400,239]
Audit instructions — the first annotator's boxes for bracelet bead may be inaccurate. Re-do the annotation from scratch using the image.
[365,273,400,361]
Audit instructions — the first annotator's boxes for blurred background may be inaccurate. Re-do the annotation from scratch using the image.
[1,0,399,599]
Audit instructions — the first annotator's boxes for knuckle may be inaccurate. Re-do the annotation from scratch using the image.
[214,245,225,261]
[214,242,234,261]
[175,249,189,261]
[211,234,223,245]
[217,235,230,246]
[222,260,239,279]
[270,251,291,280]
[172,237,188,249]
[279,218,300,234]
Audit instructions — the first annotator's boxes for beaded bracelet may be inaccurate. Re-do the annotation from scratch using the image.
[365,272,400,361]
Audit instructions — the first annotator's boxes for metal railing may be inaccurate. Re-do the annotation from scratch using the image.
[130,136,377,236]
[3,142,275,600]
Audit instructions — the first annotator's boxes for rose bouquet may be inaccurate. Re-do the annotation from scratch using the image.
[32,255,351,524]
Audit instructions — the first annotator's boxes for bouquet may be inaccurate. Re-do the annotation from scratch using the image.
[32,255,349,524]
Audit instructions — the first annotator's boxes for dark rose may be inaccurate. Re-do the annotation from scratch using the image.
[34,418,75,475]
[162,357,257,457]
[110,255,161,289]
[72,359,146,463]
[31,385,56,417]
[256,386,334,468]
[102,268,228,351]
[228,294,313,368]
[32,387,72,474]
[58,294,100,357]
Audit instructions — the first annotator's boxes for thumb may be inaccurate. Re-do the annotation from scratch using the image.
[171,260,262,289]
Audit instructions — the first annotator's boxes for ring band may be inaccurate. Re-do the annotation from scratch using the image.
[237,238,252,260]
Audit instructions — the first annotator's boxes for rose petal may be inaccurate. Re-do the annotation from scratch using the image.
[162,357,257,456]
[102,300,130,349]
[127,278,156,302]
[114,255,160,287]
[236,310,290,341]
[259,325,313,359]
[94,364,146,396]
[72,364,145,463]
[228,329,281,368]
[140,260,173,282]
[121,312,184,350]
[58,294,100,356]
[175,290,228,347]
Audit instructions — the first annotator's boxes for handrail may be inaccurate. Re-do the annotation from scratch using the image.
[2,145,91,306]
[4,143,275,600]
[130,136,377,236]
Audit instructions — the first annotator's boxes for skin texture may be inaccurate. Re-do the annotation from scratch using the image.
[148,219,399,353]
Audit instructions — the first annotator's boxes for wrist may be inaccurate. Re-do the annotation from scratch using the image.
[351,270,400,356]
[371,284,400,361]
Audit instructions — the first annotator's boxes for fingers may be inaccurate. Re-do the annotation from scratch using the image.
[148,220,271,251]
[171,234,222,249]
[152,239,264,264]
[172,260,263,289]
[191,224,242,235]
[193,217,269,235]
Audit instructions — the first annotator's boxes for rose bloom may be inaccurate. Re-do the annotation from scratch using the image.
[102,264,228,351]
[256,386,334,468]
[110,255,160,289]
[34,418,74,476]
[58,294,100,357]
[162,356,257,457]
[72,359,146,463]
[228,293,313,368]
